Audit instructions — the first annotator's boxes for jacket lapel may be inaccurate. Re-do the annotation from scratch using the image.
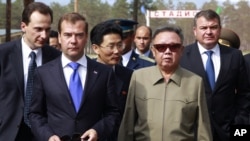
[187,44,207,78]
[51,57,77,115]
[114,65,124,95]
[126,51,139,69]
[186,43,213,92]
[78,57,99,109]
[214,45,232,91]
[10,40,25,97]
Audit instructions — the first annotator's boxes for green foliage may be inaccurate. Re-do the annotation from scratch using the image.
[112,0,131,18]
[0,0,249,51]
[0,2,5,28]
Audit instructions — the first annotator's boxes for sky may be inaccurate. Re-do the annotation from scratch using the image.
[35,0,249,7]
[35,0,115,6]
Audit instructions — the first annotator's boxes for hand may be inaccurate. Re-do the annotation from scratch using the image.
[48,135,60,141]
[81,129,98,141]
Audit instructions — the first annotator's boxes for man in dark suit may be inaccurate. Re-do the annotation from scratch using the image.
[29,12,120,141]
[90,21,133,141]
[106,19,155,70]
[180,9,250,141]
[0,2,61,141]
[134,25,154,60]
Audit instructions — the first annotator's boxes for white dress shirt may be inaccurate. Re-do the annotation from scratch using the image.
[122,50,133,67]
[22,37,42,93]
[61,54,87,89]
[198,42,221,82]
[135,48,151,57]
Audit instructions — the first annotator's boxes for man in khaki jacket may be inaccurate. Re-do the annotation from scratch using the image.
[118,25,212,141]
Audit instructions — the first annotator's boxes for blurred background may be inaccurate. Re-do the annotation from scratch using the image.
[1,0,249,54]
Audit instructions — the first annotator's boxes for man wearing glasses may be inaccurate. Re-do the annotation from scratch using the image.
[90,21,133,141]
[118,25,212,141]
[106,19,155,70]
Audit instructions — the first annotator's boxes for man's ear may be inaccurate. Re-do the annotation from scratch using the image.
[20,22,26,33]
[92,44,100,55]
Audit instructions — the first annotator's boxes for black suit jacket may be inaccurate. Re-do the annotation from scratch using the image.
[244,53,250,85]
[29,56,120,141]
[0,39,61,141]
[114,65,133,115]
[126,51,154,70]
[180,42,250,141]
[106,65,133,141]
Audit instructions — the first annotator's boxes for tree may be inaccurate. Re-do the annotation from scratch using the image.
[6,0,11,41]
[112,0,131,19]
[175,1,197,45]
[235,1,250,51]
[12,0,23,29]
[0,0,249,51]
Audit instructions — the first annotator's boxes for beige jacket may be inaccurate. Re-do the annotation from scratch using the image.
[118,66,212,141]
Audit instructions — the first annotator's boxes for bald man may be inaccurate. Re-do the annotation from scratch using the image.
[134,26,154,59]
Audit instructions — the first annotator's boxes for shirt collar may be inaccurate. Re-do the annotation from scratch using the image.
[197,42,220,55]
[135,48,151,56]
[61,53,87,68]
[122,50,133,61]
[21,37,41,58]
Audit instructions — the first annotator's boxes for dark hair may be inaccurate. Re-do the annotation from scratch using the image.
[22,2,53,25]
[50,30,58,38]
[90,22,123,45]
[194,9,221,27]
[152,25,184,44]
[57,12,88,34]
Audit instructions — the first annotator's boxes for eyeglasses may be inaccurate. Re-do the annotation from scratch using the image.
[99,43,124,51]
[60,133,89,141]
[153,43,182,52]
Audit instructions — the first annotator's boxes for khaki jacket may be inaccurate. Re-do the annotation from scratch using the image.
[118,66,212,141]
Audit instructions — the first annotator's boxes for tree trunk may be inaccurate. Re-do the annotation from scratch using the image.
[133,0,138,27]
[5,0,11,42]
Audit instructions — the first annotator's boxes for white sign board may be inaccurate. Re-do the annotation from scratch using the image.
[149,10,200,18]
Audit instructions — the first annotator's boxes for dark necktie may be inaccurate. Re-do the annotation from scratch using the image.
[205,51,215,90]
[68,62,83,112]
[24,51,37,127]
[119,57,123,66]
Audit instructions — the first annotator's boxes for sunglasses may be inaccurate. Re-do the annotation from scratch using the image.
[60,133,89,141]
[153,43,182,52]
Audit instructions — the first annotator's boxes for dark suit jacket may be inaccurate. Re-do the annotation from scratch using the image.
[180,42,250,141]
[126,51,154,70]
[106,65,133,141]
[114,65,133,115]
[0,39,61,141]
[29,56,120,141]
[244,53,250,85]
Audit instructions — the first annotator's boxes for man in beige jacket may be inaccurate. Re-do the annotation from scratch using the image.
[118,25,212,141]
